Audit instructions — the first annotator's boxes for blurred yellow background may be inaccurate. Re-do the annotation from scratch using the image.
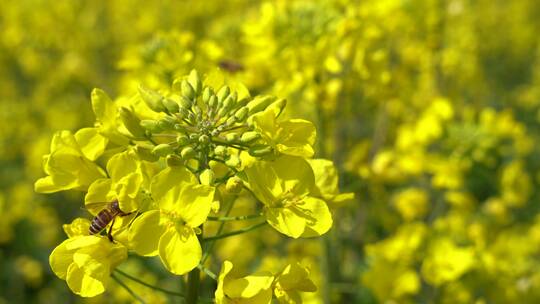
[2,0,540,303]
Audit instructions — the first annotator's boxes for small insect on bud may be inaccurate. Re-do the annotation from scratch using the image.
[138,85,167,113]
[162,98,180,114]
[225,176,244,194]
[176,134,189,146]
[249,145,274,157]
[140,120,163,133]
[199,169,215,186]
[135,145,159,162]
[180,146,196,160]
[181,80,196,100]
[166,154,184,167]
[187,70,202,95]
[119,107,146,138]
[152,144,174,157]
[217,85,230,103]
[240,131,260,143]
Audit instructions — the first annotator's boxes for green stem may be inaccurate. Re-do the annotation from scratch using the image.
[111,273,146,304]
[114,269,185,298]
[186,265,200,304]
[197,264,218,281]
[186,231,203,304]
[206,213,262,221]
[201,221,266,242]
[201,196,236,265]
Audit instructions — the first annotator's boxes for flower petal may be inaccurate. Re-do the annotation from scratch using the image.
[66,263,107,297]
[150,166,197,201]
[158,226,201,275]
[129,210,164,256]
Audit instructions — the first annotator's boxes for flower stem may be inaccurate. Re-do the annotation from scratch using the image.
[201,221,266,242]
[186,264,200,304]
[206,213,262,221]
[186,231,203,304]
[201,196,236,265]
[114,269,185,297]
[197,264,218,281]
[111,273,146,304]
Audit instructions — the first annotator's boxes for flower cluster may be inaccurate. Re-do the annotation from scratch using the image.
[35,70,351,301]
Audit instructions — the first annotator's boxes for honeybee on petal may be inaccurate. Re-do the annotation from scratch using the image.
[87,200,131,242]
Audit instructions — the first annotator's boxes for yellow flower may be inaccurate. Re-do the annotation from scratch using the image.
[215,260,274,304]
[129,166,215,275]
[392,188,429,221]
[34,130,106,193]
[49,236,127,297]
[85,150,146,214]
[273,263,317,304]
[245,155,333,238]
[421,238,475,286]
[251,106,316,158]
[307,158,355,206]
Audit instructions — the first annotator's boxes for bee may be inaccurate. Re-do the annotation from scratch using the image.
[218,60,244,73]
[88,200,131,242]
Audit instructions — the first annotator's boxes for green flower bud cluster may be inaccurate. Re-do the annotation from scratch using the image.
[135,70,285,176]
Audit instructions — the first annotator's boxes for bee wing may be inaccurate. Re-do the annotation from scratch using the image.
[85,201,110,215]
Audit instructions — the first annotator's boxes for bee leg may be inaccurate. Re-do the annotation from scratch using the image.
[107,218,116,243]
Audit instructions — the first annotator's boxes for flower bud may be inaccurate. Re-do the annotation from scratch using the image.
[181,80,196,100]
[225,133,239,142]
[199,134,210,144]
[199,169,215,186]
[234,107,249,122]
[162,98,180,114]
[225,176,243,194]
[240,131,260,143]
[152,144,174,156]
[119,107,146,138]
[158,116,176,130]
[138,85,166,113]
[222,95,235,112]
[180,146,196,160]
[135,145,159,162]
[270,98,287,117]
[140,120,162,132]
[166,154,184,166]
[187,70,202,95]
[225,116,237,127]
[214,145,227,157]
[225,155,241,168]
[174,124,186,132]
[208,95,218,109]
[202,87,213,104]
[176,134,189,146]
[179,96,192,109]
[246,95,276,115]
[217,85,230,102]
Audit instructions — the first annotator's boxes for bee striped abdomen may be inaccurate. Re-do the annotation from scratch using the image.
[89,209,114,235]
